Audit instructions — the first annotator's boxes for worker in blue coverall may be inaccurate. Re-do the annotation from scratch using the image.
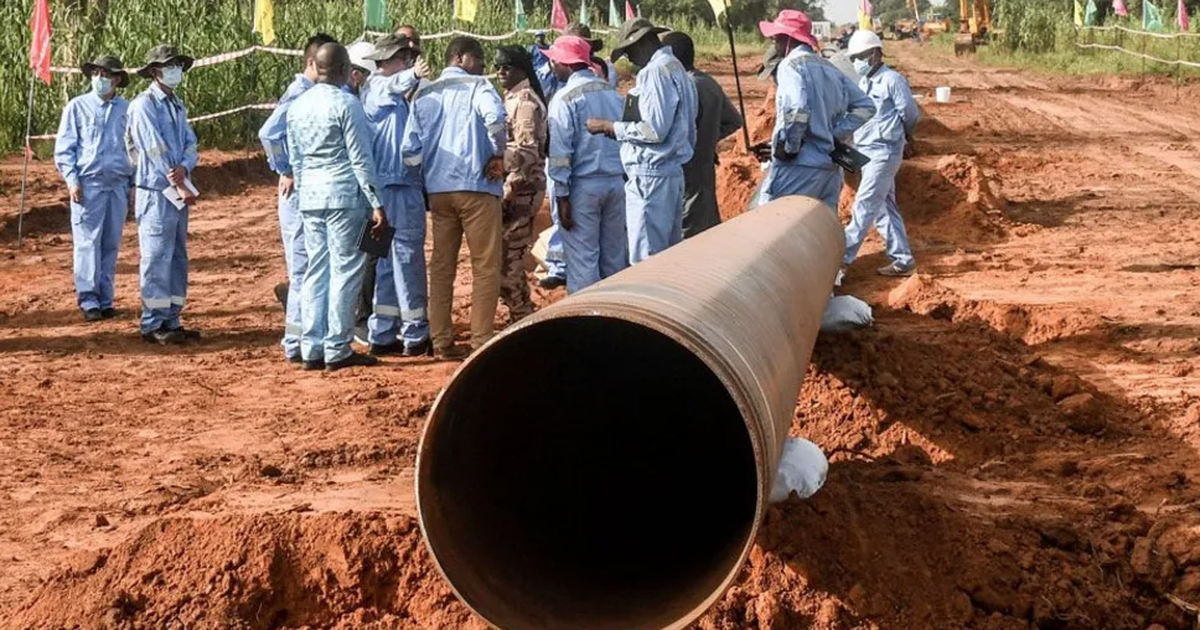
[287,43,390,371]
[126,45,201,345]
[844,29,919,278]
[361,33,432,356]
[258,32,338,363]
[587,17,698,264]
[544,36,629,294]
[753,10,875,212]
[54,55,134,323]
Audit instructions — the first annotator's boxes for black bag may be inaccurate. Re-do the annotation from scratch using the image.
[357,220,395,258]
[831,140,871,173]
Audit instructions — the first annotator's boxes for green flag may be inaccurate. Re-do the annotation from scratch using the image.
[580,0,590,25]
[364,0,389,29]
[515,0,528,29]
[609,0,621,25]
[1074,0,1084,26]
[1144,0,1164,30]
[1084,0,1098,25]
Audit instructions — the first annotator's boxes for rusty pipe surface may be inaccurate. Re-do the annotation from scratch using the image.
[416,196,845,630]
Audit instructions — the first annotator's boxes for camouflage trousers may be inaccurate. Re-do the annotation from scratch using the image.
[500,188,545,322]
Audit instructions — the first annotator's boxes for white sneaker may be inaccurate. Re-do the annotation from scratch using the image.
[834,266,846,287]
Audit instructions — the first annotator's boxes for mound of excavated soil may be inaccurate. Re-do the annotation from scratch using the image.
[7,513,483,630]
[888,274,1106,345]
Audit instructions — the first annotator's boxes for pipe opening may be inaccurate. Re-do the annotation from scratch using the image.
[419,316,759,630]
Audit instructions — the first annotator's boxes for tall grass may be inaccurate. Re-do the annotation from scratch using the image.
[0,0,744,156]
[982,0,1200,75]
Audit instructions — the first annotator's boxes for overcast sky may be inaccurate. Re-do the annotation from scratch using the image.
[822,0,947,25]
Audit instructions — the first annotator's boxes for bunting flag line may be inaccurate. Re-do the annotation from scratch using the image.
[515,0,528,29]
[1113,0,1129,17]
[610,0,621,26]
[858,0,874,30]
[1144,0,1163,31]
[1085,0,1098,26]
[455,0,478,23]
[364,0,389,29]
[626,0,636,20]
[1179,0,1190,31]
[1074,0,1084,27]
[552,0,569,30]
[29,0,52,85]
[580,0,590,26]
[253,0,276,45]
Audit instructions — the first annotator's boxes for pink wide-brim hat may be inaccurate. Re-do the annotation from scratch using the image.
[759,9,819,50]
[543,36,594,66]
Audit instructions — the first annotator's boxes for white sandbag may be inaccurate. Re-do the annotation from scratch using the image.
[820,295,874,331]
[769,437,829,502]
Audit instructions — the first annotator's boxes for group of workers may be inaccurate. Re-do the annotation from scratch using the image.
[51,10,920,370]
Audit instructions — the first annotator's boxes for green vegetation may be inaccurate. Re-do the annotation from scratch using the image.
[0,0,782,155]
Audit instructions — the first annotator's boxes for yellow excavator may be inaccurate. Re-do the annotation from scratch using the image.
[954,0,993,54]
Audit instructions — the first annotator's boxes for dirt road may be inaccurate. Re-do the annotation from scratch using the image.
[1,42,1198,629]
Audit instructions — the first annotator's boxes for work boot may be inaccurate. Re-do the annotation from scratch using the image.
[353,325,370,347]
[877,261,915,278]
[403,339,433,357]
[273,282,289,307]
[537,276,566,290]
[142,328,186,345]
[286,354,304,364]
[369,341,404,356]
[433,344,471,361]
[326,352,380,371]
[302,358,326,371]
[100,307,119,319]
[166,326,202,341]
[83,308,104,323]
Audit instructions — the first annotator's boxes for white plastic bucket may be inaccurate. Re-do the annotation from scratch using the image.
[935,86,952,103]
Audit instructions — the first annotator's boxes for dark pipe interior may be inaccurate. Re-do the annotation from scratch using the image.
[420,316,759,630]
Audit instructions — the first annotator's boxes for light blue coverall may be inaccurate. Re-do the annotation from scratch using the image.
[54,91,133,313]
[547,69,628,294]
[541,59,620,283]
[759,45,875,211]
[360,68,428,351]
[286,83,383,363]
[258,73,313,360]
[845,64,918,269]
[613,46,698,264]
[126,83,199,335]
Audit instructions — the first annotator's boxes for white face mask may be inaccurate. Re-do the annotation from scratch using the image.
[160,65,184,88]
[91,75,113,97]
[853,58,873,77]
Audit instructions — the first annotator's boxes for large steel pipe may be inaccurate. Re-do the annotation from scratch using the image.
[416,196,845,630]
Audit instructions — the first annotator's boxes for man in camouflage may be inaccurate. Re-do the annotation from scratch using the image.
[495,46,549,322]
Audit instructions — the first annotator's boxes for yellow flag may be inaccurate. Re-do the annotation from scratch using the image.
[707,0,727,22]
[455,0,478,22]
[253,0,276,45]
[858,10,873,30]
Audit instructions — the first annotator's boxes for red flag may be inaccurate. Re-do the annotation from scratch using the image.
[29,0,52,85]
[1113,0,1129,17]
[1179,0,1190,30]
[551,0,569,30]
[626,0,635,19]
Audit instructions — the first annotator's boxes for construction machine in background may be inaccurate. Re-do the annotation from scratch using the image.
[954,0,993,54]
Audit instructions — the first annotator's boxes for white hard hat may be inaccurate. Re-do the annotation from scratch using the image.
[847,29,883,56]
[347,41,378,73]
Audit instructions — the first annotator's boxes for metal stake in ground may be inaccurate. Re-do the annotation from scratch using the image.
[722,0,752,151]
[16,72,37,250]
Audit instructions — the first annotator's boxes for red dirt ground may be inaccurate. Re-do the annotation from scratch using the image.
[2,42,1200,629]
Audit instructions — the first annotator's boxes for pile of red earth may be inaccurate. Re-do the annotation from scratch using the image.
[714,91,1010,247]
[12,306,1200,630]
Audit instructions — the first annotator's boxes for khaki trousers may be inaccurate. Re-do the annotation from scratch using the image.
[428,191,503,350]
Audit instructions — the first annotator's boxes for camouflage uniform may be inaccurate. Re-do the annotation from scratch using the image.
[501,79,548,322]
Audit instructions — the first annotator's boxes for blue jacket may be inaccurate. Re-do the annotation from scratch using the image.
[126,83,199,190]
[401,67,507,197]
[854,64,919,158]
[286,83,383,211]
[361,68,420,188]
[613,46,698,177]
[547,69,625,196]
[258,74,314,177]
[772,46,875,169]
[54,92,133,192]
